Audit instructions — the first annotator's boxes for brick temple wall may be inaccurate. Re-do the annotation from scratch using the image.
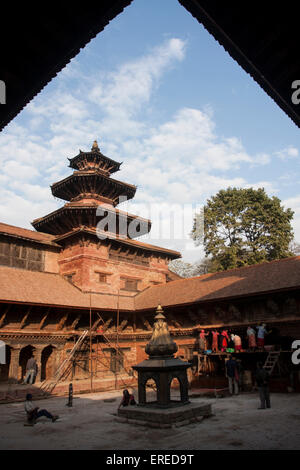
[58,239,170,294]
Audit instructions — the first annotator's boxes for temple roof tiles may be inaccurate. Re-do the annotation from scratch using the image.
[0,256,300,312]
[134,256,300,310]
[0,222,58,247]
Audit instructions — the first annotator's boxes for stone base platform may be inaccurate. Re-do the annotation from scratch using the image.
[117,401,212,428]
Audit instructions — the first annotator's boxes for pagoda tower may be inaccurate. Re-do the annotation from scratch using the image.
[32,140,150,237]
[32,141,180,294]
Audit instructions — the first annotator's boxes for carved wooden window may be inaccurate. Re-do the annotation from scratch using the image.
[109,249,150,266]
[98,273,107,283]
[107,347,130,373]
[122,278,138,292]
[0,239,44,271]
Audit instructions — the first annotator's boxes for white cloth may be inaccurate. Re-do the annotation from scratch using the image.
[24,400,35,414]
[257,326,267,339]
[247,327,255,336]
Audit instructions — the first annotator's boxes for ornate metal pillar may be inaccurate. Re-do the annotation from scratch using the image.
[133,305,191,408]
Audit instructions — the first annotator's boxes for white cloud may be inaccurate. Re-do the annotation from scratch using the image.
[88,38,186,118]
[282,195,300,244]
[275,146,299,160]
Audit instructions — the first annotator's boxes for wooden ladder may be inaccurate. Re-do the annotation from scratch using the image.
[39,330,89,395]
[263,351,280,375]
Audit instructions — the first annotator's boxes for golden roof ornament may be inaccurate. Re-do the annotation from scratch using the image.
[91,140,100,152]
[145,305,178,358]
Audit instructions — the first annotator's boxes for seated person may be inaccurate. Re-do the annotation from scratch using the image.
[24,393,59,425]
[118,389,136,409]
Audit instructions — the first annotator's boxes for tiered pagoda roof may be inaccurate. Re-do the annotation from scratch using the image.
[52,141,136,205]
[68,141,122,174]
[32,141,151,239]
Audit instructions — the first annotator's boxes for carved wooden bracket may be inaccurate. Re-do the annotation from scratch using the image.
[20,306,32,329]
[0,305,10,328]
[71,314,81,330]
[56,313,69,331]
[141,316,152,331]
[39,307,51,330]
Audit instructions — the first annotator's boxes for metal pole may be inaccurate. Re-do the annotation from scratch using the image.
[115,288,120,390]
[89,292,93,393]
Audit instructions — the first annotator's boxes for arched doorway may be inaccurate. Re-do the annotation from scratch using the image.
[19,345,35,382]
[170,377,181,402]
[144,377,158,404]
[41,345,56,381]
[0,345,11,382]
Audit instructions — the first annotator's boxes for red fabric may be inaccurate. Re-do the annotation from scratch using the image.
[221,330,229,349]
[248,334,256,348]
[257,337,264,347]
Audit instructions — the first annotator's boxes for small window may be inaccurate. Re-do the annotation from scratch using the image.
[98,273,107,283]
[123,279,138,292]
[64,273,75,283]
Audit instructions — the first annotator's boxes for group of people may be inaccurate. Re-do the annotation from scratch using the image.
[198,323,271,353]
[225,355,271,409]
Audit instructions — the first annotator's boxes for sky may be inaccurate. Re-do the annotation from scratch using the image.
[0,0,299,263]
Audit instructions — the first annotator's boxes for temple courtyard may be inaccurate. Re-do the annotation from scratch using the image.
[0,389,300,450]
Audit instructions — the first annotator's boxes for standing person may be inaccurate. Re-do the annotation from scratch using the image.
[225,355,239,395]
[233,334,242,353]
[247,326,257,350]
[255,362,271,409]
[228,334,235,351]
[199,330,209,352]
[24,394,59,425]
[256,323,270,350]
[212,330,220,352]
[221,330,230,352]
[23,354,37,385]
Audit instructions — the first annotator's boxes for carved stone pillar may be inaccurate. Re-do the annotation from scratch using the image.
[34,346,44,383]
[9,347,21,383]
[53,346,65,376]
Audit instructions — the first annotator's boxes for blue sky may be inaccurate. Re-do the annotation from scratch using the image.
[0,0,299,262]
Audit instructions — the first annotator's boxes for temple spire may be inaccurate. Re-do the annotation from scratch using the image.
[145,305,178,358]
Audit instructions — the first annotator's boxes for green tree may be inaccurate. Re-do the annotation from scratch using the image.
[191,187,294,272]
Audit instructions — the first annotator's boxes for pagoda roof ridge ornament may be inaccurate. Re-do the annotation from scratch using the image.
[91,140,100,152]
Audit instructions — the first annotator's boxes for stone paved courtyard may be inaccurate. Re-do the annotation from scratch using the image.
[1,390,300,450]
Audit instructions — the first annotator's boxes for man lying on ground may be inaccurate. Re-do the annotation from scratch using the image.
[24,393,59,425]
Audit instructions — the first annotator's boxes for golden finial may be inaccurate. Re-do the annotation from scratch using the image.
[91,140,100,152]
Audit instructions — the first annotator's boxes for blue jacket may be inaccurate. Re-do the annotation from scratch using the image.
[226,359,237,378]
